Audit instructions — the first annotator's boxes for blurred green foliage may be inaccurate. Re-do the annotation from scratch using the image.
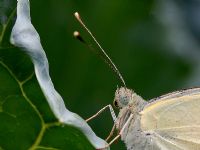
[1,0,200,149]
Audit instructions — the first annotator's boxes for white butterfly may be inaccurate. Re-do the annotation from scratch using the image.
[114,87,200,150]
[74,12,200,150]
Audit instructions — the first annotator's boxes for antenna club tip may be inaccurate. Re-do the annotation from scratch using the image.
[73,31,80,37]
[74,12,80,18]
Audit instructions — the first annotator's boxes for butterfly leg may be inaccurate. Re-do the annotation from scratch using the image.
[86,104,117,123]
[105,123,116,141]
[98,114,134,150]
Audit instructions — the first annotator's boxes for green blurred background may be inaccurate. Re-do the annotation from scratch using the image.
[9,0,200,149]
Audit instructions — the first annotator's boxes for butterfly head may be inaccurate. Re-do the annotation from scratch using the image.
[113,87,133,109]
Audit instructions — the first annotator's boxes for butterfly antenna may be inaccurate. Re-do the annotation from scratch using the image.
[74,12,126,87]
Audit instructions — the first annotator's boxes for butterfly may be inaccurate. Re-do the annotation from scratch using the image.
[74,12,200,150]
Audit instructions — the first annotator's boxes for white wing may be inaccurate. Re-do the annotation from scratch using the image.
[140,88,200,150]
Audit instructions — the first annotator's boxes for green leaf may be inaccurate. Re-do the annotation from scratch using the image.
[0,52,95,150]
[0,0,98,149]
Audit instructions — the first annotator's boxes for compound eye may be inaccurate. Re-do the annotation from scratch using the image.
[113,100,119,108]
